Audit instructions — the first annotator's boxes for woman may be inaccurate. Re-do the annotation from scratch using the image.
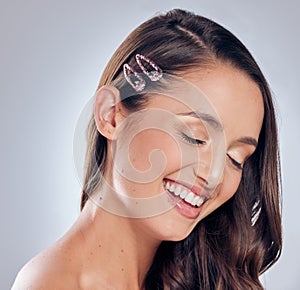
[13,8,281,289]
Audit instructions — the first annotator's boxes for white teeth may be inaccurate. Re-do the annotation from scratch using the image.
[174,186,182,196]
[192,196,201,206]
[196,197,204,207]
[166,181,170,190]
[179,190,188,199]
[170,184,175,192]
[184,192,194,203]
[164,180,206,207]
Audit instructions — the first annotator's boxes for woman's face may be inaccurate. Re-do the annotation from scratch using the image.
[105,63,264,241]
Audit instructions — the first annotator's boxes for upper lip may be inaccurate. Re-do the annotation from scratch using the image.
[164,178,210,200]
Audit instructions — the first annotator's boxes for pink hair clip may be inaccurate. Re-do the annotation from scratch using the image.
[123,54,163,92]
[135,54,163,81]
[123,63,146,92]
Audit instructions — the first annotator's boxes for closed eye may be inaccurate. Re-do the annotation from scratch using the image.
[227,154,243,170]
[181,133,206,145]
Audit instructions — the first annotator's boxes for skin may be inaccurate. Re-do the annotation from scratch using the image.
[12,63,264,290]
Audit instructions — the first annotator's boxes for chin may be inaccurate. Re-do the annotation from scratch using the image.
[146,211,199,242]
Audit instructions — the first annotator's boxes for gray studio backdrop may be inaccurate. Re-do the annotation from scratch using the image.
[1,1,299,289]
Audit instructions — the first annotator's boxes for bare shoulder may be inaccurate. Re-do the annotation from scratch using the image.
[12,241,80,290]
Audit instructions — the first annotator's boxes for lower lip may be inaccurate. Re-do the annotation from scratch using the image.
[166,189,203,219]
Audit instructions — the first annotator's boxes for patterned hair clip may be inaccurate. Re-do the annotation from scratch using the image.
[123,54,163,92]
[123,63,146,92]
[135,54,163,81]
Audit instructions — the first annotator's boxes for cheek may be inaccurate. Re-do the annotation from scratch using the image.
[217,167,242,204]
[128,129,182,178]
[201,167,242,218]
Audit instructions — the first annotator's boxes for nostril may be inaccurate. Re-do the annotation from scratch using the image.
[192,164,224,193]
[192,168,209,186]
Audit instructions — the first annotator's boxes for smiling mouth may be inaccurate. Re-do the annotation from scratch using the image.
[163,179,208,208]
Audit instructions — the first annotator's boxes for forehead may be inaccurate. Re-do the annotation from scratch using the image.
[186,65,264,141]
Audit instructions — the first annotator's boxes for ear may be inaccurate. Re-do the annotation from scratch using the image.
[94,85,123,140]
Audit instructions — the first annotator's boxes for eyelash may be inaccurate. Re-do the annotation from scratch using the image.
[180,133,206,145]
[227,154,243,170]
[180,133,243,171]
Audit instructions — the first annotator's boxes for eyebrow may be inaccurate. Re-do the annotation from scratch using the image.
[236,136,258,148]
[176,111,223,131]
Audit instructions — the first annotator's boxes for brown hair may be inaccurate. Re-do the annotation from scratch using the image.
[81,9,282,289]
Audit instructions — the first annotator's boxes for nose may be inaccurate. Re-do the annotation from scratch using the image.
[192,145,225,191]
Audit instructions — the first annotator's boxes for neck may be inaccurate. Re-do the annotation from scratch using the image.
[68,200,161,289]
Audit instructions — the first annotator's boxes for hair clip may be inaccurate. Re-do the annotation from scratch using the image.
[123,54,163,92]
[123,63,146,92]
[135,54,163,82]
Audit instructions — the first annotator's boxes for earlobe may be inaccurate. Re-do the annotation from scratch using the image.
[93,85,122,140]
